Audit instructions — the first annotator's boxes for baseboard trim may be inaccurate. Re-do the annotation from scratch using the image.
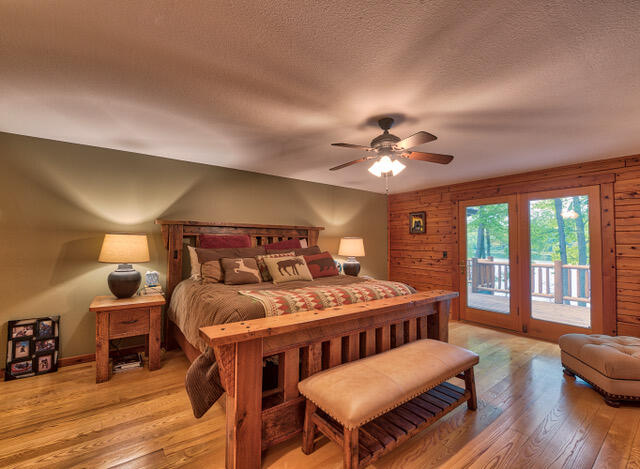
[58,353,95,367]
[58,345,147,367]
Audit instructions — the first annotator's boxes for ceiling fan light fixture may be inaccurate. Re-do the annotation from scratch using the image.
[368,156,406,178]
[368,160,383,177]
[391,159,406,176]
[378,155,394,174]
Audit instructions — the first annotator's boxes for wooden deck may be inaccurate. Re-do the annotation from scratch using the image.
[468,289,590,328]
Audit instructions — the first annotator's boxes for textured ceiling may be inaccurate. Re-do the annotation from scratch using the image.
[1,1,639,193]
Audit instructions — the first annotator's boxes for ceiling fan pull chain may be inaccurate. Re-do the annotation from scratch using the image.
[385,173,389,194]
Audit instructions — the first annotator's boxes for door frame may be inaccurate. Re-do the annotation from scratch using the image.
[458,195,521,331]
[518,185,604,341]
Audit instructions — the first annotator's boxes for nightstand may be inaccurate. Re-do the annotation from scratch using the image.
[89,294,165,383]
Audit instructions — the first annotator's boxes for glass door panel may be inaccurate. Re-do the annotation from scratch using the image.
[466,202,511,314]
[521,186,603,341]
[529,195,591,328]
[459,196,519,331]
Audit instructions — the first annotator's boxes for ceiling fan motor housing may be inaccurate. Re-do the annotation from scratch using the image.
[370,117,401,150]
[370,131,400,149]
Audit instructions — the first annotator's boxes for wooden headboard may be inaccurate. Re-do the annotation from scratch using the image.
[155,219,325,298]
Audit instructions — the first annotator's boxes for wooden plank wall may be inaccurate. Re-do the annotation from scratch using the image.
[388,153,640,337]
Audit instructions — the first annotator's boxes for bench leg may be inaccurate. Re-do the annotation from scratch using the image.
[344,427,359,469]
[464,367,477,411]
[302,400,317,455]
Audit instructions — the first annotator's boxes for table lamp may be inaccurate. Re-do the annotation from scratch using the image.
[338,237,365,276]
[98,234,150,298]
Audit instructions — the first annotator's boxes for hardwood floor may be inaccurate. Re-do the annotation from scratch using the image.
[2,322,637,468]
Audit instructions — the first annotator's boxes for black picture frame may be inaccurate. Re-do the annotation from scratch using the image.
[409,211,426,234]
[5,316,59,381]
[37,319,55,338]
[36,354,55,374]
[10,359,34,377]
[35,337,58,354]
[10,322,35,339]
[12,338,32,360]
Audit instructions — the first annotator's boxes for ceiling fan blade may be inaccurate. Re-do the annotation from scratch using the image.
[394,131,437,150]
[331,143,374,151]
[402,151,453,164]
[329,156,375,171]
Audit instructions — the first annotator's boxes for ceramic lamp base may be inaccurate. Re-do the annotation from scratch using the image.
[343,257,361,277]
[108,264,141,298]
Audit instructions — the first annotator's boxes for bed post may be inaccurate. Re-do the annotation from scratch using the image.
[165,222,183,349]
[224,339,263,469]
[429,299,450,342]
[308,228,320,247]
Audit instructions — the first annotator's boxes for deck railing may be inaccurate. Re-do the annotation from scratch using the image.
[467,258,590,304]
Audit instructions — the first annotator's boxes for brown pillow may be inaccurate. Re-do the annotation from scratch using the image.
[256,251,294,282]
[294,246,322,256]
[201,260,223,283]
[196,246,266,264]
[263,255,313,285]
[221,257,262,285]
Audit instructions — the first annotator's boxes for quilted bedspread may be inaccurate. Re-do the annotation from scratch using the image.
[239,279,414,316]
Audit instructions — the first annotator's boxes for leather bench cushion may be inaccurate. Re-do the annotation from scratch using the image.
[558,334,640,380]
[298,339,479,429]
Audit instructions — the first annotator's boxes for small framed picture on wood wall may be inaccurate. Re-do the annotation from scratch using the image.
[409,211,426,234]
[5,316,59,381]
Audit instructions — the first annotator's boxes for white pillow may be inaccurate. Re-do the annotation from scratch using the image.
[187,245,201,280]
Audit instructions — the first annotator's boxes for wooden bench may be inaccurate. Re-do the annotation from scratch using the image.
[298,339,479,469]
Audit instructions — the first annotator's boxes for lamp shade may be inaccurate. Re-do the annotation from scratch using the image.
[338,237,365,257]
[98,234,150,264]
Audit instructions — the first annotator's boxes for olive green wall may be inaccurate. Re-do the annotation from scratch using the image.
[0,132,388,364]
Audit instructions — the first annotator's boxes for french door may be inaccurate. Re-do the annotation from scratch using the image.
[459,186,604,341]
[519,186,603,341]
[459,196,520,331]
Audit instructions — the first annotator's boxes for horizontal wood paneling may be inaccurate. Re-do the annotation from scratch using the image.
[389,153,640,335]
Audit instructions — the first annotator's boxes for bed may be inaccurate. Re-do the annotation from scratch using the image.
[156,219,458,468]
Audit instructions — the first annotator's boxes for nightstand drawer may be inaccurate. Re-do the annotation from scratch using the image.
[109,307,149,338]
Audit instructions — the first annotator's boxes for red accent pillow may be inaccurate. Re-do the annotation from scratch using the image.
[200,234,251,249]
[304,252,339,278]
[265,238,302,253]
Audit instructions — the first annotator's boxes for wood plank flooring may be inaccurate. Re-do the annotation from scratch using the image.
[1,322,637,468]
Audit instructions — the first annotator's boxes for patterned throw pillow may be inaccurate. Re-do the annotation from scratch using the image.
[220,258,262,285]
[263,255,313,285]
[200,260,223,283]
[255,251,295,282]
[304,252,339,278]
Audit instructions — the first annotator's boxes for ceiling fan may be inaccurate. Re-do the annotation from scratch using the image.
[329,117,453,177]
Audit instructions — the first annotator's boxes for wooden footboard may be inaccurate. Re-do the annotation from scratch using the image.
[199,290,458,469]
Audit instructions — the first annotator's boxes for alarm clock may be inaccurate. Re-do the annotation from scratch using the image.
[145,271,160,287]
